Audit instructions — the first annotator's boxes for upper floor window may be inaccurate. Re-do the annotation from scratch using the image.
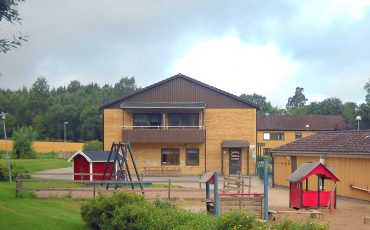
[186,149,199,166]
[133,113,161,127]
[295,132,302,140]
[277,133,285,140]
[263,132,284,140]
[168,113,199,127]
[263,132,270,140]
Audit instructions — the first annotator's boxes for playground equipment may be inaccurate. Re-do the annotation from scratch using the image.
[223,173,251,194]
[288,162,339,209]
[200,171,265,219]
[102,142,144,194]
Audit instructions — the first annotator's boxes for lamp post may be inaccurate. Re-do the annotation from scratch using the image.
[305,124,310,134]
[1,112,12,182]
[64,121,69,142]
[355,116,361,130]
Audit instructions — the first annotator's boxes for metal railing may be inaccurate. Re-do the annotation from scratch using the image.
[123,125,205,130]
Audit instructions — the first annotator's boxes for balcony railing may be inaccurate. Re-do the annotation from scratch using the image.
[122,126,206,143]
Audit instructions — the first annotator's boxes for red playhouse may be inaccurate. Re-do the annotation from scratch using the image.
[68,150,115,181]
[288,162,339,209]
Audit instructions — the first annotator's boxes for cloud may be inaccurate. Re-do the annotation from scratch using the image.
[0,0,369,107]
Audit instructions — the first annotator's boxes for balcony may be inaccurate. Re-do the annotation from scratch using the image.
[122,126,206,144]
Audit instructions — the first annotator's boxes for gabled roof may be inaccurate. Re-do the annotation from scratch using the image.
[288,162,339,182]
[68,150,114,162]
[272,130,370,155]
[257,114,346,131]
[100,73,259,110]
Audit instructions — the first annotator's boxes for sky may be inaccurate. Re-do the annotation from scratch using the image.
[0,0,370,107]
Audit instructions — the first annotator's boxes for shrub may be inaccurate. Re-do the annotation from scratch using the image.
[12,126,36,159]
[81,192,328,230]
[0,163,30,181]
[83,140,103,151]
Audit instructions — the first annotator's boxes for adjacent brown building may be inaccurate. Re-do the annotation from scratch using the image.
[256,114,346,158]
[271,130,370,201]
[100,74,259,176]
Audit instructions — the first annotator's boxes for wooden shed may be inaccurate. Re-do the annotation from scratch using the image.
[68,150,114,181]
[289,162,339,209]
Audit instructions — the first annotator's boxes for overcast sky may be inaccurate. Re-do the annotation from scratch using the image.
[0,0,369,107]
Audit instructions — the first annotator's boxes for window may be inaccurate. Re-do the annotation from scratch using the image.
[133,113,161,127]
[277,133,285,140]
[263,148,271,156]
[263,132,270,140]
[295,132,302,140]
[168,113,199,127]
[186,149,199,166]
[161,149,179,165]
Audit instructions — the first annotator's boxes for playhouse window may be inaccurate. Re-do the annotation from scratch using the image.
[161,149,180,165]
[186,149,199,166]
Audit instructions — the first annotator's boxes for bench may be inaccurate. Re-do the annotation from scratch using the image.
[143,166,180,176]
[268,210,325,221]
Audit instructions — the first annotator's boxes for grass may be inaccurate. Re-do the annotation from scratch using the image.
[0,158,71,173]
[0,182,86,230]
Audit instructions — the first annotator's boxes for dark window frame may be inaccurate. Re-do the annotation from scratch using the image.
[295,132,302,140]
[186,148,199,166]
[168,113,199,127]
[277,132,285,140]
[161,148,180,166]
[133,113,162,127]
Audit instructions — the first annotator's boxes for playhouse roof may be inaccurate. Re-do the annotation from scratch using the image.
[68,150,114,163]
[288,162,340,183]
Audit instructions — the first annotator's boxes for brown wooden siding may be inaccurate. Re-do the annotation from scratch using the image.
[123,129,206,143]
[106,77,253,109]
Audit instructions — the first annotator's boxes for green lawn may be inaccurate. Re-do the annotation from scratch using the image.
[0,158,71,173]
[0,182,86,230]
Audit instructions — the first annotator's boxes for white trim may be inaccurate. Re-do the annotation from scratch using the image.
[90,163,93,181]
[67,150,92,163]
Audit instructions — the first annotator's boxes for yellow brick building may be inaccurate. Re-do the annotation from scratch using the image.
[256,114,346,158]
[100,74,258,176]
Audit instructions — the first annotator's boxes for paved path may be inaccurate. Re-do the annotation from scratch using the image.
[31,167,73,180]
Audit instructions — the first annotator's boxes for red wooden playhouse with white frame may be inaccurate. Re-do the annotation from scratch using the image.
[68,150,114,181]
[289,162,339,209]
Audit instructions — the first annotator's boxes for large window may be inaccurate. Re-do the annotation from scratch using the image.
[168,113,199,127]
[133,113,161,127]
[161,149,180,165]
[264,132,285,140]
[186,149,199,166]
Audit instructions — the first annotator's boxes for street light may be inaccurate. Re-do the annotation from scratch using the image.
[305,124,310,134]
[1,112,12,182]
[64,121,69,142]
[356,116,361,130]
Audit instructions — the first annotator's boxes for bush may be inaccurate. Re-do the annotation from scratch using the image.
[0,163,30,181]
[83,140,103,151]
[81,192,328,230]
[12,126,36,159]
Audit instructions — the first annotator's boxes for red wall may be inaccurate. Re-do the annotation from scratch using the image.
[92,162,114,180]
[73,155,90,180]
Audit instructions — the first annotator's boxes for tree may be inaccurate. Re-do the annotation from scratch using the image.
[341,102,357,122]
[365,78,370,103]
[240,93,272,113]
[0,0,27,53]
[316,97,343,115]
[29,77,50,116]
[12,126,36,159]
[83,140,103,151]
[113,77,139,98]
[286,87,308,112]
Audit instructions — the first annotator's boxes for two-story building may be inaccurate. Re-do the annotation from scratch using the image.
[100,74,259,176]
[256,114,346,158]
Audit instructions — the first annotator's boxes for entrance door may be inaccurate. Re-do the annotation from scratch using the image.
[229,148,241,175]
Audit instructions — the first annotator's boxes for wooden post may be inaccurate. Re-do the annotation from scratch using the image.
[199,174,202,189]
[168,179,171,199]
[317,176,321,208]
[93,180,96,198]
